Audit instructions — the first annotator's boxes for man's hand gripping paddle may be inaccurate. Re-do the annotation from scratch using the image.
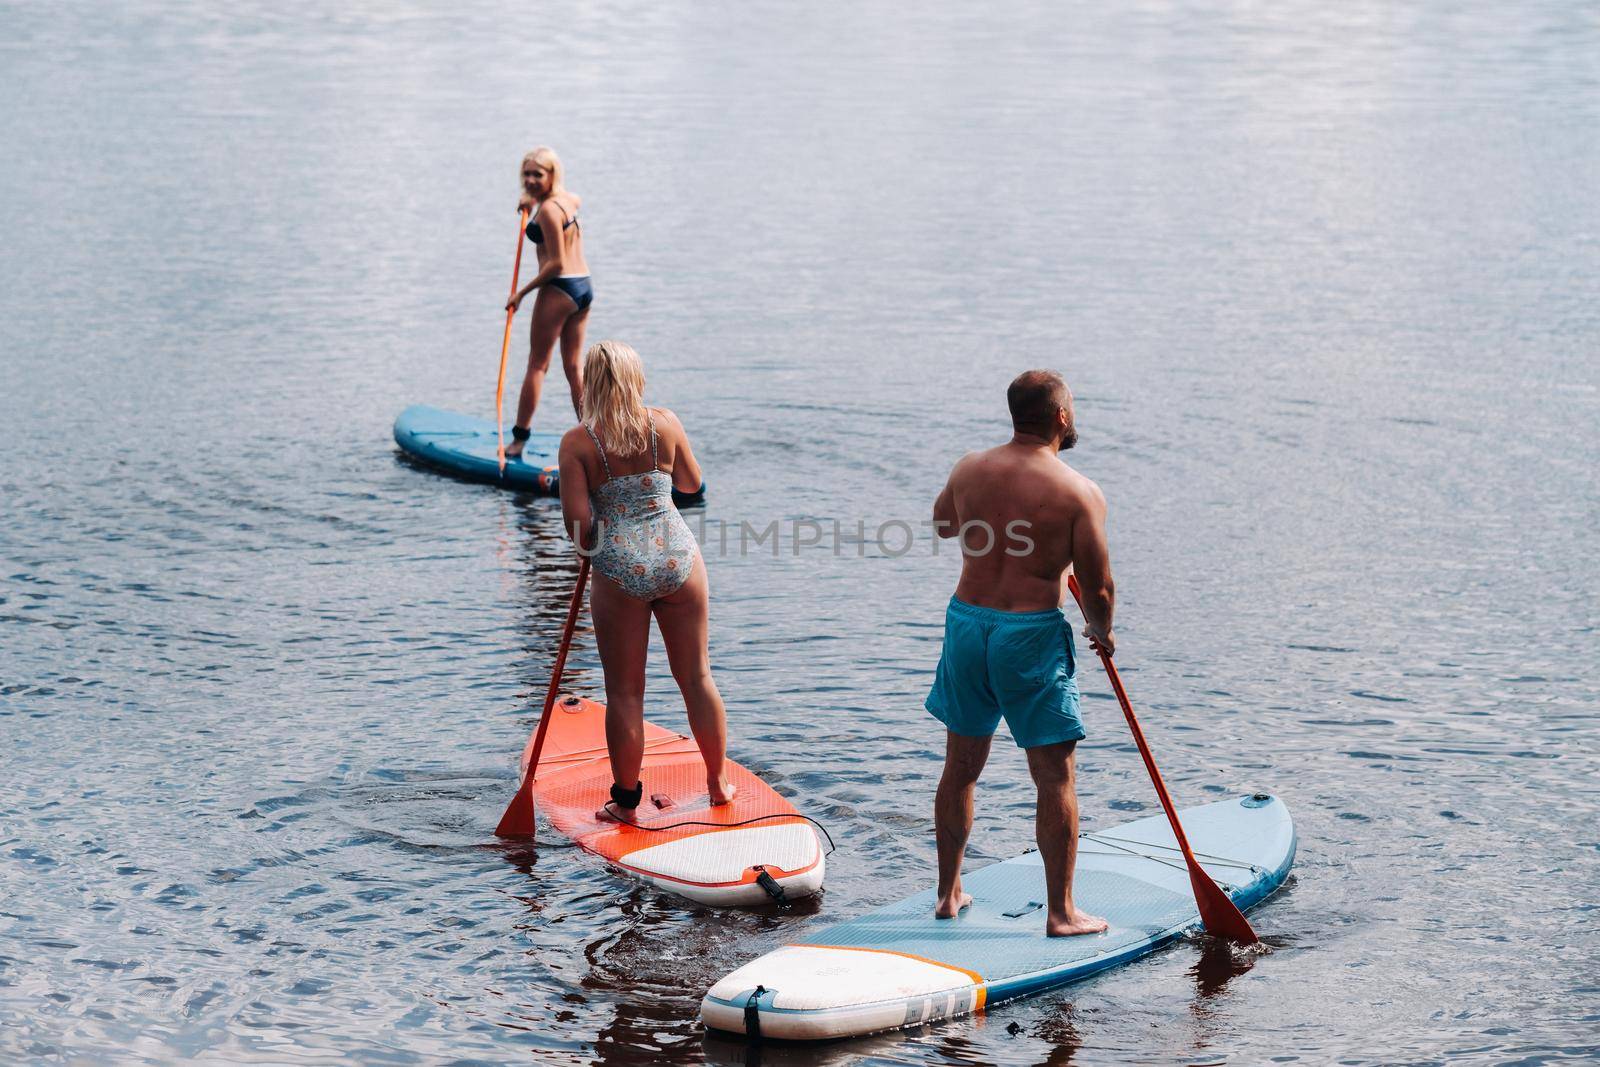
[494,208,530,474]
[495,556,591,837]
[1067,574,1258,944]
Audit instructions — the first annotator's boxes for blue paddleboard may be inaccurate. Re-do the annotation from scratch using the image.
[702,794,1294,1040]
[393,404,561,493]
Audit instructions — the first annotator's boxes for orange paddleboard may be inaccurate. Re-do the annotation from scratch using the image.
[517,694,825,906]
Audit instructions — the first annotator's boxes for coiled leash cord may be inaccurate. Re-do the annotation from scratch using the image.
[615,812,836,908]
[610,811,837,855]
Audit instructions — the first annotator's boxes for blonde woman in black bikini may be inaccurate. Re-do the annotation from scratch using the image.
[558,340,733,823]
[504,146,591,459]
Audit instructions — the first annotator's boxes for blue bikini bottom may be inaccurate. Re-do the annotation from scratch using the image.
[549,275,593,311]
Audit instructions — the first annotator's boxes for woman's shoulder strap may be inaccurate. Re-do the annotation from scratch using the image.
[583,422,611,482]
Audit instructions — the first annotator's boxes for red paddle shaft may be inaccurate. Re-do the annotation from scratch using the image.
[495,556,591,837]
[494,208,530,474]
[1067,574,1258,944]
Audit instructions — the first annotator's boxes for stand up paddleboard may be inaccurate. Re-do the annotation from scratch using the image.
[702,794,1293,1040]
[394,404,561,493]
[515,694,826,907]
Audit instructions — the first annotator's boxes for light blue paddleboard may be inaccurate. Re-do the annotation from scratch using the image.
[393,404,561,493]
[702,794,1294,1040]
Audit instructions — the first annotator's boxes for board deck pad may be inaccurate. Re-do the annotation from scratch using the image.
[524,695,825,906]
[702,794,1293,1039]
[394,403,560,492]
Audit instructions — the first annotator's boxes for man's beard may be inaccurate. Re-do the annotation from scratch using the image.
[1059,426,1078,451]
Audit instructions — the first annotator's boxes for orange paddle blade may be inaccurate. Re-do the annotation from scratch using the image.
[1188,863,1259,943]
[495,771,537,837]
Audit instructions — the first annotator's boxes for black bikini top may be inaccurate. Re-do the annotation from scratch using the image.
[527,201,579,245]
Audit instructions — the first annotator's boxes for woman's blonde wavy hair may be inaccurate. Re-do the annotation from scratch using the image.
[519,146,565,209]
[582,340,651,457]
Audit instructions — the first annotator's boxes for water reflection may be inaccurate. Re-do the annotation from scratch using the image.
[702,1025,931,1067]
[1188,935,1261,1001]
[493,837,541,873]
[1029,1006,1087,1065]
[509,495,587,632]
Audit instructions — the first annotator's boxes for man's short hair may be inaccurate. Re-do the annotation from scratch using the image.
[1007,370,1068,434]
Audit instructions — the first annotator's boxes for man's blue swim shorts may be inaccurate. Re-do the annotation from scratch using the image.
[925,595,1084,748]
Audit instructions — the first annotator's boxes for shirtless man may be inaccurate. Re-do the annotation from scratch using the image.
[925,369,1114,937]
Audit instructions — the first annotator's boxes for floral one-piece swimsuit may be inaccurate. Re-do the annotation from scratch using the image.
[585,413,698,600]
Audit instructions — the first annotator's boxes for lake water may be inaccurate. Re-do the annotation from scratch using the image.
[2,2,1597,1063]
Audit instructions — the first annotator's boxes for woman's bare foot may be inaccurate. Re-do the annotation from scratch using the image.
[504,437,526,460]
[708,776,737,806]
[1046,909,1109,937]
[935,889,973,919]
[594,800,638,824]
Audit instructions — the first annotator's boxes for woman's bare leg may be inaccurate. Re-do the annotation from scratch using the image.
[559,306,589,418]
[590,572,652,821]
[653,557,734,804]
[507,290,571,457]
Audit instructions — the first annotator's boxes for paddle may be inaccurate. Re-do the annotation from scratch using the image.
[494,208,531,474]
[495,555,591,837]
[1067,574,1259,944]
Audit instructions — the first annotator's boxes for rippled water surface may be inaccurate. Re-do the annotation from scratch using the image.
[3,2,1598,1064]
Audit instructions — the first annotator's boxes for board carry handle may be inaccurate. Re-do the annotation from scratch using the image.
[494,207,530,474]
[495,555,591,837]
[1002,901,1045,918]
[1067,574,1259,944]
[751,866,789,907]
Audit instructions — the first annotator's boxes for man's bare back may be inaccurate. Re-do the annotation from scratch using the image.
[935,442,1112,621]
[926,370,1114,938]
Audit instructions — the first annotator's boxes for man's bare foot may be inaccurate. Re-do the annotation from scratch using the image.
[1046,910,1109,937]
[504,438,526,460]
[708,776,737,806]
[935,890,973,919]
[595,800,638,824]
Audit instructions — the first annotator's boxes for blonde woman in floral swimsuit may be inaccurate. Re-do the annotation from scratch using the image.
[557,340,732,823]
